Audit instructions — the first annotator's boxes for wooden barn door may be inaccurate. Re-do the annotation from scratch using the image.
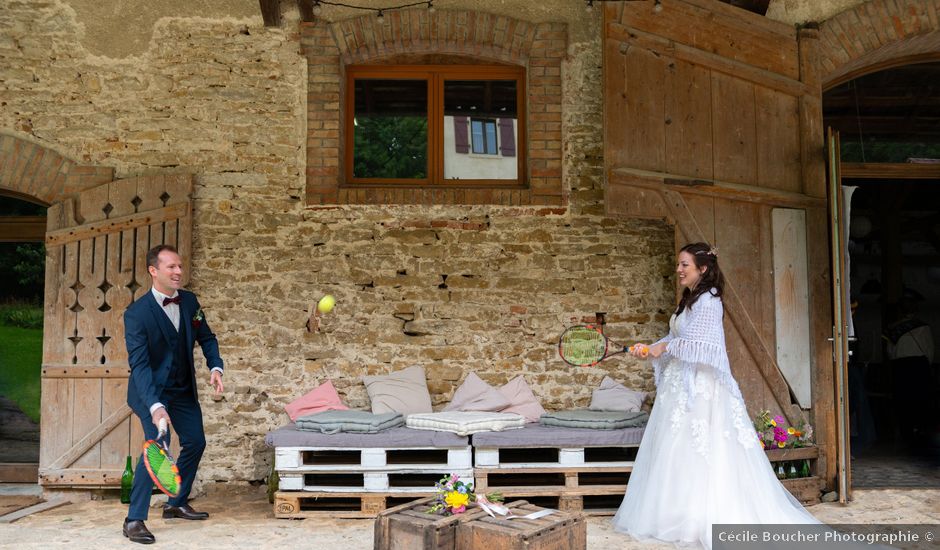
[39,175,191,488]
[604,0,836,485]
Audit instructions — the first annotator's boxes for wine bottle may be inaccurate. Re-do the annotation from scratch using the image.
[120,455,134,504]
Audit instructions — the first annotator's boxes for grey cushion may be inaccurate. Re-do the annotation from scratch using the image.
[265,424,470,448]
[471,423,645,447]
[539,410,649,430]
[295,410,404,434]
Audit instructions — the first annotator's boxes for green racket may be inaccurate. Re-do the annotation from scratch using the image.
[558,324,648,367]
[143,418,181,497]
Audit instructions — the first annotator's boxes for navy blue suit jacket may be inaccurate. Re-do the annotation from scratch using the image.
[124,289,223,419]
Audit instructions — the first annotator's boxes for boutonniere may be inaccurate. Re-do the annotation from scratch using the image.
[192,308,205,329]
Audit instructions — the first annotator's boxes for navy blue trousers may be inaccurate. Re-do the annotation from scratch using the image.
[127,392,206,521]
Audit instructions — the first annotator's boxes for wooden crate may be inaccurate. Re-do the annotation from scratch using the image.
[279,467,473,492]
[276,445,472,472]
[274,490,432,519]
[766,446,823,505]
[456,501,586,550]
[374,497,532,550]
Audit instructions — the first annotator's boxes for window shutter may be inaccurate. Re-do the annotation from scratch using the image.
[498,118,515,157]
[453,116,470,154]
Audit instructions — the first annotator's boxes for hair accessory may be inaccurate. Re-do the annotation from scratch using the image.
[694,246,718,258]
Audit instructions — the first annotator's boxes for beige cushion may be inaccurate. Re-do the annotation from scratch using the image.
[498,376,546,423]
[589,376,647,413]
[443,372,511,412]
[362,366,433,415]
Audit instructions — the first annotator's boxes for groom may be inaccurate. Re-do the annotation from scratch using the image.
[122,245,224,544]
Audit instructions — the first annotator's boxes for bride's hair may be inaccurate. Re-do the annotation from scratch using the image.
[675,242,725,316]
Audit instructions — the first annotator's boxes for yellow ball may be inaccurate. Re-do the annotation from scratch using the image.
[317,294,336,314]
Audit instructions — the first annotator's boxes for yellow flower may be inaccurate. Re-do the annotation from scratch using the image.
[770,420,777,427]
[787,427,796,435]
[445,491,470,509]
[777,441,786,448]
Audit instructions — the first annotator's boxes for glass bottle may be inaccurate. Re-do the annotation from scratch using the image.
[776,464,786,480]
[788,462,798,479]
[801,460,811,478]
[120,455,134,504]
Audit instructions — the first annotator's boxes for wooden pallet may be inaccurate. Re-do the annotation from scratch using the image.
[474,445,638,469]
[278,467,473,492]
[275,445,473,472]
[274,490,433,519]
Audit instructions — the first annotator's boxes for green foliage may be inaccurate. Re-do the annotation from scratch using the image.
[353,116,427,179]
[0,243,45,302]
[840,140,940,163]
[0,324,42,423]
[0,302,43,329]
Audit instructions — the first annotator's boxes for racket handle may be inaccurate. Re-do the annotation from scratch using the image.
[628,344,650,358]
[158,417,168,439]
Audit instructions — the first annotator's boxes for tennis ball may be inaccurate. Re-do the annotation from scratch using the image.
[317,294,336,314]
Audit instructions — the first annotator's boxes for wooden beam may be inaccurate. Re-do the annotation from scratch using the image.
[606,23,807,98]
[841,162,940,179]
[46,404,133,470]
[42,366,130,379]
[0,463,38,483]
[609,167,826,209]
[0,497,70,523]
[259,0,281,27]
[297,0,315,22]
[0,215,45,242]
[44,202,189,246]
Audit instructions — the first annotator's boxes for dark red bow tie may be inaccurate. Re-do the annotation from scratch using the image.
[162,296,181,306]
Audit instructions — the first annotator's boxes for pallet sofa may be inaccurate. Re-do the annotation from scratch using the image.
[265,421,646,518]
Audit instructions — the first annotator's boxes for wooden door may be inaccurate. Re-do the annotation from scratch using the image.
[39,175,192,488]
[603,0,836,485]
[827,128,851,502]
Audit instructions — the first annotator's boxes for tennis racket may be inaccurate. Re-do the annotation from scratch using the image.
[143,418,181,498]
[558,324,648,367]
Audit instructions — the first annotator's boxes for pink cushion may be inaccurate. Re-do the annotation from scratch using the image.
[285,380,349,421]
[498,376,547,423]
[444,373,511,412]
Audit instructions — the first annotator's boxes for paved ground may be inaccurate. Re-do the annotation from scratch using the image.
[0,484,937,549]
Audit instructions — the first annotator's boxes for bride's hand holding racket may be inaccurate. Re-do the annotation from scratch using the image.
[629,344,650,359]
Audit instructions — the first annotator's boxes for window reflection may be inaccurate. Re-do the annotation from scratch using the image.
[443,80,517,180]
[352,79,428,179]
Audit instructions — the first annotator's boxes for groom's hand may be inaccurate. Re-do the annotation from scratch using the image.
[210,370,224,395]
[152,406,171,430]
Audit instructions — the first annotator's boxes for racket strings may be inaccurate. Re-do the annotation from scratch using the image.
[144,442,181,496]
[560,327,606,366]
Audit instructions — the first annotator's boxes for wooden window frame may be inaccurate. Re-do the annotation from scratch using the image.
[344,64,527,188]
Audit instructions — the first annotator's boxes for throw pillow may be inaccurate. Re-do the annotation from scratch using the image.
[284,380,349,422]
[362,365,434,415]
[498,376,546,422]
[443,372,511,412]
[589,376,647,413]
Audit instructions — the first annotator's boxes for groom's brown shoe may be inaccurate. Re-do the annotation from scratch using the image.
[162,503,209,520]
[123,518,155,544]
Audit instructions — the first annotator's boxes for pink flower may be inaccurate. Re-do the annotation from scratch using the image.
[451,505,466,514]
[773,427,788,443]
[773,415,785,426]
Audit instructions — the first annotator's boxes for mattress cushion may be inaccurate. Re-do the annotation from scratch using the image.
[406,411,527,436]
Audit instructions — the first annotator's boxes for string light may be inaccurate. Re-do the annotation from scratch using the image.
[308,0,435,20]
[584,0,659,11]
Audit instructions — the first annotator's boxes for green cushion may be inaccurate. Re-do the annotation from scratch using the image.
[539,410,648,430]
[295,410,404,434]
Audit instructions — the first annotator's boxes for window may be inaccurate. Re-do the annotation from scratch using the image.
[471,119,498,155]
[345,65,525,186]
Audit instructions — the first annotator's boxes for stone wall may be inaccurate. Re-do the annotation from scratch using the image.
[0,0,674,482]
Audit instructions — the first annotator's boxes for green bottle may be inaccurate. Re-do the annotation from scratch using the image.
[788,462,798,479]
[776,464,786,480]
[801,460,811,478]
[120,455,134,504]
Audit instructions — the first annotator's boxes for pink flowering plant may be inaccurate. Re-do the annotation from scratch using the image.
[427,474,503,516]
[753,410,814,450]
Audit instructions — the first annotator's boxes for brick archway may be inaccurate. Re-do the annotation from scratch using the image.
[818,0,940,88]
[0,133,113,206]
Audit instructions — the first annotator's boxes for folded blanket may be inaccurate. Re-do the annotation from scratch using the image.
[295,410,404,434]
[406,411,526,436]
[539,410,648,430]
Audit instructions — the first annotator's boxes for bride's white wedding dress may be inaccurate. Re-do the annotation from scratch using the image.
[612,290,818,548]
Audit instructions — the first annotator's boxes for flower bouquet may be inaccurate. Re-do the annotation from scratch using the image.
[753,410,814,449]
[427,473,503,516]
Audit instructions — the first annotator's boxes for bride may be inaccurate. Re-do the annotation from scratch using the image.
[612,242,818,548]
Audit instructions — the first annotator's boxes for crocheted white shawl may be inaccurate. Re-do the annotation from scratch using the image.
[651,289,744,406]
